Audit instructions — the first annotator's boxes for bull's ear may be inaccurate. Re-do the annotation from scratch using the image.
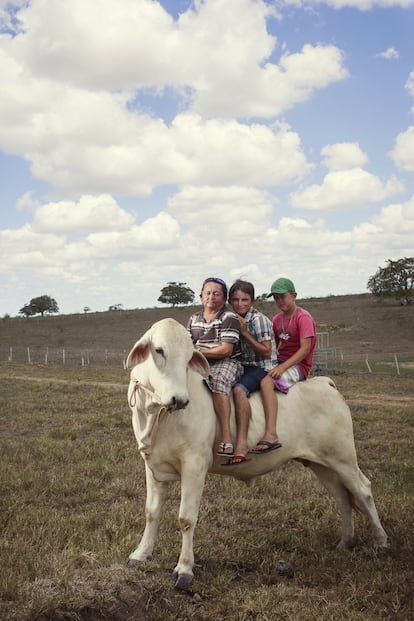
[188,350,210,378]
[126,337,150,369]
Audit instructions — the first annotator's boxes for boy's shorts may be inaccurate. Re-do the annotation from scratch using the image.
[233,365,269,397]
[271,363,305,394]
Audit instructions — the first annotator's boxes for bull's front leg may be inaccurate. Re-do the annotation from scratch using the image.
[173,461,209,590]
[127,464,168,566]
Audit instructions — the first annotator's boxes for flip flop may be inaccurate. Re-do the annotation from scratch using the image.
[249,440,282,454]
[216,442,234,457]
[222,454,251,466]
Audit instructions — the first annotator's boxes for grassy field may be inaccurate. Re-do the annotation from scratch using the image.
[0,363,413,621]
[1,297,413,620]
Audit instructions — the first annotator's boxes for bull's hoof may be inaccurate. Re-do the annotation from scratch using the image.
[174,572,193,590]
[336,539,355,551]
[275,559,294,578]
[126,557,143,568]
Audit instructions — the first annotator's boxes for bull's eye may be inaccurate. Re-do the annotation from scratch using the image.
[155,347,165,357]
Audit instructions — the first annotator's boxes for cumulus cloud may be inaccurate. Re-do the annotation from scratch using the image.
[0,57,313,193]
[0,207,181,282]
[289,168,404,211]
[2,0,347,118]
[16,191,39,212]
[282,0,414,9]
[0,0,346,198]
[191,43,348,118]
[376,47,399,59]
[390,126,414,172]
[406,71,414,113]
[168,185,275,237]
[32,195,135,234]
[321,143,368,171]
[372,193,414,236]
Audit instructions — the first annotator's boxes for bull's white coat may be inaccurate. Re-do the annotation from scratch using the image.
[126,318,388,588]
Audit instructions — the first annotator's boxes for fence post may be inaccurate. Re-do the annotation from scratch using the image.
[27,347,31,364]
[45,347,48,365]
[365,354,372,373]
[8,346,12,361]
[394,354,400,375]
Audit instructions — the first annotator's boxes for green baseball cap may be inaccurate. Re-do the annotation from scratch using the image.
[267,277,296,297]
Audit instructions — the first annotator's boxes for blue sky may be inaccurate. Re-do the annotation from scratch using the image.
[0,0,413,316]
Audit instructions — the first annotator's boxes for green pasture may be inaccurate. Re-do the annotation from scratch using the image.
[0,363,413,621]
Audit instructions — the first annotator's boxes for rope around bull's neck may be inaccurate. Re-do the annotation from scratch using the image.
[129,378,167,456]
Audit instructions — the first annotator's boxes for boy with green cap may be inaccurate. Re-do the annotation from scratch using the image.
[250,277,316,453]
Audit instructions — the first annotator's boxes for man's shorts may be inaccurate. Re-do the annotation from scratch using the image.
[233,365,269,397]
[205,358,244,395]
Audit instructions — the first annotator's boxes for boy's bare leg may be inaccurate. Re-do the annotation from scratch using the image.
[232,386,251,458]
[250,376,280,451]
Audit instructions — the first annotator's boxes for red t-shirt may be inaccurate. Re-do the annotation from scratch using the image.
[272,307,316,377]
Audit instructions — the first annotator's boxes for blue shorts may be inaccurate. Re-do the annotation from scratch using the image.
[233,366,268,397]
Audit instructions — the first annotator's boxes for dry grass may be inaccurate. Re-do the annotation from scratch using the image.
[0,363,413,621]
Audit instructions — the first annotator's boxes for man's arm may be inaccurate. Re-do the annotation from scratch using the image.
[197,341,234,359]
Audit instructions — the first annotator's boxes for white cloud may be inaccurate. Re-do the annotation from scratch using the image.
[32,195,135,234]
[372,193,414,235]
[191,43,348,118]
[168,185,275,237]
[3,0,347,119]
[376,47,400,59]
[1,188,412,312]
[0,54,313,193]
[406,71,414,113]
[289,168,404,211]
[0,0,349,198]
[321,142,368,171]
[16,191,39,212]
[282,0,414,9]
[390,126,414,172]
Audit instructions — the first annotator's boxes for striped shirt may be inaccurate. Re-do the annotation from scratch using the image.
[187,306,241,360]
[240,307,278,371]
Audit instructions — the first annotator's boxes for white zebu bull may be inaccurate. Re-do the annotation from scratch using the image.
[126,318,388,589]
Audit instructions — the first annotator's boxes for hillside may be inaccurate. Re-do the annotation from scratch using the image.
[1,294,413,358]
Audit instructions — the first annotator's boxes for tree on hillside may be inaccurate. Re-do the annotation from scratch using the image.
[367,257,414,304]
[158,282,195,308]
[19,295,59,317]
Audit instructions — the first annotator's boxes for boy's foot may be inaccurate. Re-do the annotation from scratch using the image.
[222,454,251,466]
[216,442,234,456]
[249,439,282,454]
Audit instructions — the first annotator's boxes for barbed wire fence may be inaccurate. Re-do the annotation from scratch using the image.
[1,336,414,376]
[2,345,129,369]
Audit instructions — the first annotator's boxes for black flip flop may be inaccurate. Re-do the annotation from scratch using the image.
[249,440,282,454]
